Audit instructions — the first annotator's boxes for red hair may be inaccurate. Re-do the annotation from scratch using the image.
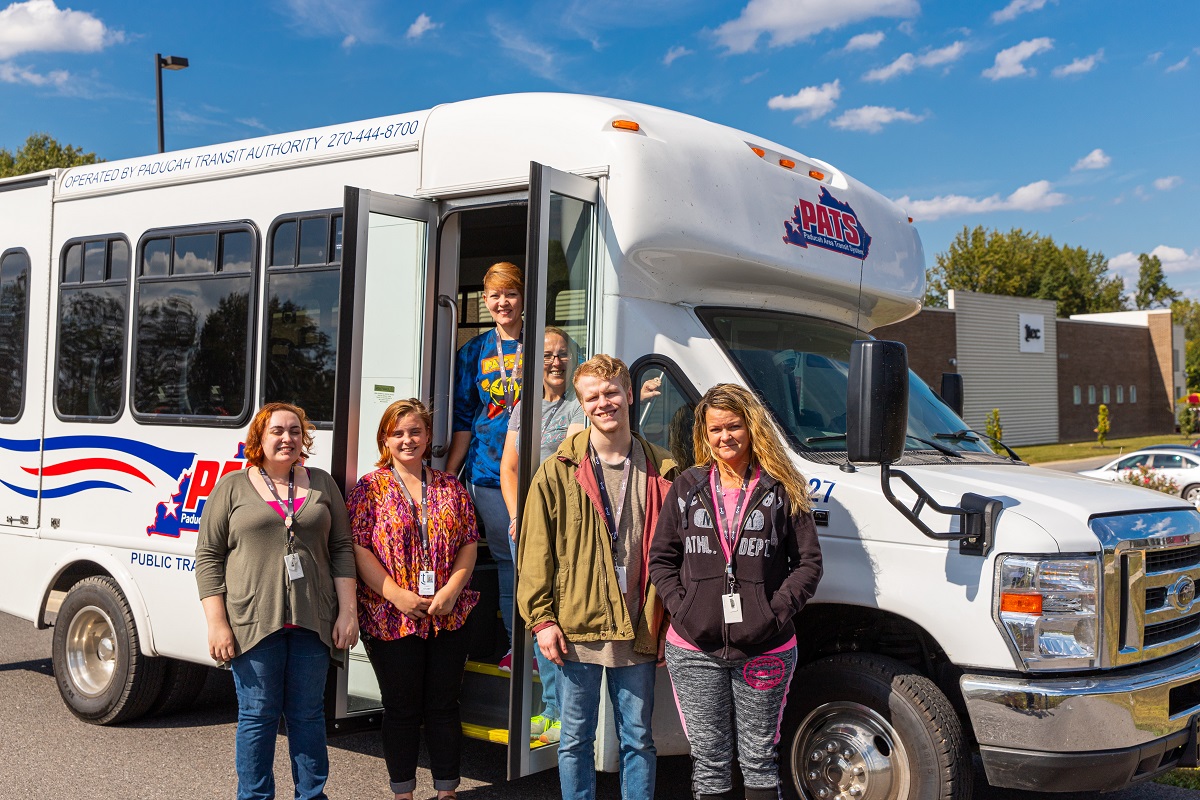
[244,403,315,467]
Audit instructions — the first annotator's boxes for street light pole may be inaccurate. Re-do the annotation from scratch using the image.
[155,53,190,154]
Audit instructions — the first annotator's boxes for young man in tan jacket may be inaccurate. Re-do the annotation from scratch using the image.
[516,354,678,800]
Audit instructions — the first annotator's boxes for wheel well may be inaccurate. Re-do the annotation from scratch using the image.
[39,560,112,629]
[794,603,970,737]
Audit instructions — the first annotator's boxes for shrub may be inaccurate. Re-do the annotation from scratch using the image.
[1095,404,1110,447]
[985,409,1003,454]
[1119,464,1179,495]
[1180,405,1198,437]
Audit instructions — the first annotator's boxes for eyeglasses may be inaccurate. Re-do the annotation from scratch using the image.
[543,351,570,364]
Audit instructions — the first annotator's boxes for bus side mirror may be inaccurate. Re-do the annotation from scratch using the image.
[847,339,909,465]
[940,372,964,418]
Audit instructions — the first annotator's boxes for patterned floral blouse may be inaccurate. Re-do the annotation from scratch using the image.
[348,466,480,640]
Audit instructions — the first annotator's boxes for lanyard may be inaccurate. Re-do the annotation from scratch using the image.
[709,464,758,585]
[392,466,430,566]
[494,330,523,406]
[589,444,632,559]
[540,396,567,439]
[259,466,296,551]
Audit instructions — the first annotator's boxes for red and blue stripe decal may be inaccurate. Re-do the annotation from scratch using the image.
[0,435,195,499]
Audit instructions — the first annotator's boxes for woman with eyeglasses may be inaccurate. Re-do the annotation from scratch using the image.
[498,326,585,743]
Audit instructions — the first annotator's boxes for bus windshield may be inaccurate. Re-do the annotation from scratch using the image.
[698,308,996,456]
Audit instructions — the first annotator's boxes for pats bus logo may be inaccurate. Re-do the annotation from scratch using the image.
[782,187,872,260]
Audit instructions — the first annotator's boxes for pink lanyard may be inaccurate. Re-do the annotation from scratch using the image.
[709,465,761,564]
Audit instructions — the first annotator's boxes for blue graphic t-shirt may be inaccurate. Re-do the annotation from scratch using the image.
[452,329,523,487]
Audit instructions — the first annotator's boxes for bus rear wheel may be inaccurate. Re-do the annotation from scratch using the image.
[52,575,164,724]
[780,654,971,800]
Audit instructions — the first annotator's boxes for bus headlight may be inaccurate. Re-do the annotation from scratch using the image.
[995,555,1099,670]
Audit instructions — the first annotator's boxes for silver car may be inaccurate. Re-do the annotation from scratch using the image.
[1078,447,1200,503]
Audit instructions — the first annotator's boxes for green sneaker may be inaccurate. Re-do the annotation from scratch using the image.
[529,714,552,738]
[538,719,561,744]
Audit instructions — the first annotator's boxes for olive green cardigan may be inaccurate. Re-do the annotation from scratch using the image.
[195,468,356,657]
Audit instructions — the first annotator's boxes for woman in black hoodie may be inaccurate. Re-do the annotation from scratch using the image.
[649,383,822,800]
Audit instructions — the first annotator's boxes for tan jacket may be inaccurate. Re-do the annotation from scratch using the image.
[516,429,678,655]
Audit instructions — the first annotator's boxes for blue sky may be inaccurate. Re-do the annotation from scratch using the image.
[2,0,1197,302]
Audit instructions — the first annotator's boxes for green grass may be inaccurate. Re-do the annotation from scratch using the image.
[1012,434,1194,464]
[1156,768,1200,789]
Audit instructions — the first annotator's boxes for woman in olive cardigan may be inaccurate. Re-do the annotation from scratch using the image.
[196,402,358,800]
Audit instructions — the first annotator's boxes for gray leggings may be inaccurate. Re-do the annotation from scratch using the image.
[665,641,797,795]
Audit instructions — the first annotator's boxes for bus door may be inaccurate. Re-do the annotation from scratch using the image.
[330,187,439,727]
[0,176,53,534]
[508,163,599,778]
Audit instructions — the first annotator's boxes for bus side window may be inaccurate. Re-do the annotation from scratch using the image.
[55,236,130,421]
[132,224,258,423]
[0,248,31,421]
[262,211,342,425]
[631,357,699,469]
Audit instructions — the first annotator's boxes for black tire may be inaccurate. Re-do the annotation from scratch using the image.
[780,654,972,800]
[51,575,165,724]
[149,658,209,716]
[1182,484,1200,504]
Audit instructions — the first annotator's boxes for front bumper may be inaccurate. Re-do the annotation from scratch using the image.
[961,645,1200,792]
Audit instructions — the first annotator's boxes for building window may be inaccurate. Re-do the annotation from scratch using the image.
[1073,385,1081,405]
[133,224,258,422]
[1102,385,1110,404]
[1088,385,1096,405]
[1117,385,1124,404]
[0,249,31,421]
[262,211,342,424]
[1130,385,1137,404]
[56,236,131,420]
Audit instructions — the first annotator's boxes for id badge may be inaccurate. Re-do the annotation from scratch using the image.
[615,565,628,593]
[418,570,436,597]
[285,553,304,581]
[722,592,743,624]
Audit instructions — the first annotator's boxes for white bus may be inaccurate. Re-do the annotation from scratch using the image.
[2,92,1199,799]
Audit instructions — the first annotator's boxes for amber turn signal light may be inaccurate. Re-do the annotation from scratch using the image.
[1000,593,1043,615]
[612,119,640,132]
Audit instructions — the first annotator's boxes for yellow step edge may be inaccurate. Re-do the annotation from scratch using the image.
[460,722,550,748]
[465,659,541,683]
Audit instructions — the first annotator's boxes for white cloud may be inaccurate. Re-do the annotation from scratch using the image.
[714,0,919,54]
[0,0,122,59]
[663,45,693,66]
[281,0,381,44]
[1155,176,1183,191]
[1110,246,1200,280]
[845,31,885,51]
[406,13,439,40]
[490,19,561,81]
[1053,48,1102,77]
[991,0,1054,24]
[863,41,965,81]
[1166,57,1189,73]
[864,53,915,81]
[768,79,841,121]
[894,179,1068,220]
[831,105,926,133]
[342,35,357,48]
[1147,51,1163,64]
[742,70,768,84]
[982,37,1053,79]
[1072,148,1110,171]
[0,60,69,86]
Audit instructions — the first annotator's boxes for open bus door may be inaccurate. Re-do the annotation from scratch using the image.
[329,187,439,730]
[508,163,600,778]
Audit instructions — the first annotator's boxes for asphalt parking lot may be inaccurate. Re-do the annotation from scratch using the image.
[1,610,1195,800]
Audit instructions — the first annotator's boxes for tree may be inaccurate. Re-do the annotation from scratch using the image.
[1171,298,1200,391]
[1095,403,1110,446]
[925,226,1127,315]
[0,133,101,178]
[1134,253,1180,309]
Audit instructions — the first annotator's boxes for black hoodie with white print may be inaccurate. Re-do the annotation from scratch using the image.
[648,465,823,660]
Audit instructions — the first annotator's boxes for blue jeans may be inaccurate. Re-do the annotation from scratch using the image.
[230,627,331,800]
[557,659,657,800]
[467,482,515,639]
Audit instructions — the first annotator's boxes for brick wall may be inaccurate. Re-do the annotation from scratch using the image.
[873,308,957,393]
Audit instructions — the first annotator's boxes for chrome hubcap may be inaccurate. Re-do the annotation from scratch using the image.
[792,702,910,800]
[65,605,118,697]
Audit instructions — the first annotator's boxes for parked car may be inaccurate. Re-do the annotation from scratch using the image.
[1079,447,1200,502]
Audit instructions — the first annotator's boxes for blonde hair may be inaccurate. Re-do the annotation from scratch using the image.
[693,383,811,514]
[572,353,632,394]
[483,261,524,295]
[244,403,315,467]
[374,398,433,467]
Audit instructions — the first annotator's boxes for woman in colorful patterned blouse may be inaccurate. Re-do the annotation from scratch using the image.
[349,398,480,800]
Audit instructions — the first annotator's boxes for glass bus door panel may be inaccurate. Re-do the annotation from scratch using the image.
[508,163,599,777]
[332,187,438,721]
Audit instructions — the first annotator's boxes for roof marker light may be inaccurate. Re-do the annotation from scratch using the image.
[612,119,640,132]
[808,169,826,181]
[750,146,765,157]
[779,158,795,169]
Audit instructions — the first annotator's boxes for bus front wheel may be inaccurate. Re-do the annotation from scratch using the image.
[780,653,971,800]
[51,576,164,724]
